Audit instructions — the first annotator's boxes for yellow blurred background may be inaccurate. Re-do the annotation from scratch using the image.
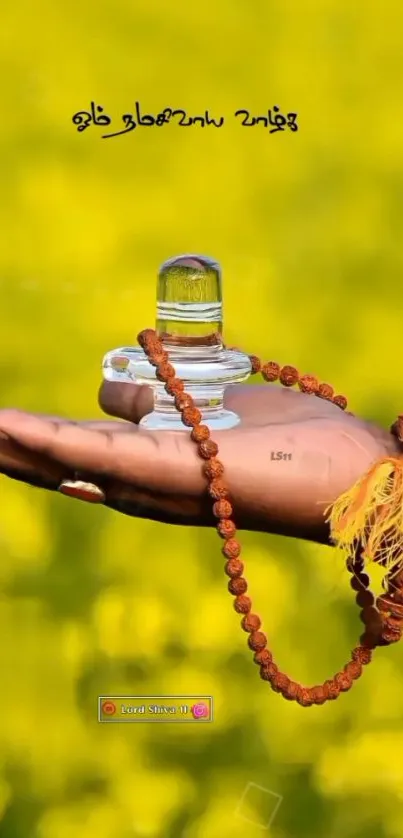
[1,0,403,836]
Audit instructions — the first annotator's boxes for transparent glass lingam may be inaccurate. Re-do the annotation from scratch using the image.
[102,254,252,431]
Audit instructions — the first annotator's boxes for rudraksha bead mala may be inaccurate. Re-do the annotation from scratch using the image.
[137,328,403,707]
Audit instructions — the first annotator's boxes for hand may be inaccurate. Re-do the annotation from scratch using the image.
[0,381,398,544]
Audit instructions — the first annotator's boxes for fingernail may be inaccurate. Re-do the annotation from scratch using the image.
[58,479,106,504]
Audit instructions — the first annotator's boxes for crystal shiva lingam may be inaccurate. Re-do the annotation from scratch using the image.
[102,254,252,431]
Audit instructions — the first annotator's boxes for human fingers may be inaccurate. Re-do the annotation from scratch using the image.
[0,432,72,491]
[0,410,205,497]
[0,417,140,493]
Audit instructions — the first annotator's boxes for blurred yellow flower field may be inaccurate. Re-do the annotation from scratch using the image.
[1,0,403,835]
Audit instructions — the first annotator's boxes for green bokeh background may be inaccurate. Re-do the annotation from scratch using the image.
[1,1,403,836]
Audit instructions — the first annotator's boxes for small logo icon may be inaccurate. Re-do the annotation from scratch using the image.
[191,702,209,719]
[101,700,116,716]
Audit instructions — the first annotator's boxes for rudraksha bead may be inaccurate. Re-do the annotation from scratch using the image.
[217,520,236,539]
[228,577,248,596]
[249,355,261,374]
[165,377,185,396]
[344,660,362,680]
[279,365,299,387]
[275,673,291,694]
[222,538,241,559]
[333,394,347,410]
[352,647,372,665]
[334,672,352,692]
[212,499,233,519]
[208,479,229,501]
[381,623,402,644]
[254,648,272,666]
[156,362,175,382]
[225,559,244,579]
[224,558,244,578]
[234,595,252,614]
[260,663,278,681]
[322,680,340,700]
[199,440,219,459]
[310,686,327,705]
[296,687,313,707]
[137,328,160,349]
[261,361,280,382]
[248,631,267,651]
[203,458,224,479]
[282,680,299,700]
[191,424,210,442]
[241,614,261,632]
[152,350,169,366]
[298,374,319,394]
[317,383,334,400]
[181,407,202,427]
[174,393,195,412]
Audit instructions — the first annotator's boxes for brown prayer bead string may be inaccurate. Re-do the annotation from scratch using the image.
[137,328,402,706]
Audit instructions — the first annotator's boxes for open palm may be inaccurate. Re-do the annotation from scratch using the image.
[0,381,397,545]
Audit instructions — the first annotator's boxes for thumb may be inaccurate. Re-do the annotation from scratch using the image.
[98,381,153,424]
